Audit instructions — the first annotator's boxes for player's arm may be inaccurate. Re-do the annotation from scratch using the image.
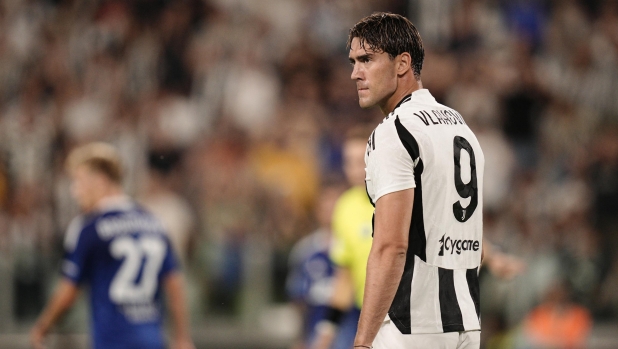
[311,267,354,349]
[31,279,80,349]
[164,271,196,349]
[330,267,355,309]
[481,239,526,280]
[354,188,413,348]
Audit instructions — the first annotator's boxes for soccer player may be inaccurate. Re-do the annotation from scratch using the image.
[348,13,484,349]
[311,127,375,349]
[286,185,341,348]
[30,143,195,349]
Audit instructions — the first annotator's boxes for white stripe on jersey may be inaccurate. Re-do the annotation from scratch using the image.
[408,256,441,334]
[454,269,480,330]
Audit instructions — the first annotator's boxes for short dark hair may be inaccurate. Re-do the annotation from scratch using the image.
[348,12,424,79]
[67,142,124,184]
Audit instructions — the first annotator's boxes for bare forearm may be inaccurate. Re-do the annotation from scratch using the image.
[354,189,414,348]
[165,272,192,340]
[34,279,79,333]
[329,268,354,310]
[311,269,354,349]
[354,245,406,346]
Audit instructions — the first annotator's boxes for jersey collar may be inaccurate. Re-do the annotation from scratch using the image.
[393,94,412,112]
[391,89,435,114]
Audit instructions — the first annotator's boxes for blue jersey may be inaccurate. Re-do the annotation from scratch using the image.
[286,229,336,343]
[286,230,362,349]
[61,198,178,349]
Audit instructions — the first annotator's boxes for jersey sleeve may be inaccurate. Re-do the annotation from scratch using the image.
[329,197,352,268]
[369,122,417,202]
[62,216,96,284]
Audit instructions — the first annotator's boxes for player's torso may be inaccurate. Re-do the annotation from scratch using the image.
[336,187,374,261]
[298,235,336,306]
[86,206,170,346]
[365,92,484,270]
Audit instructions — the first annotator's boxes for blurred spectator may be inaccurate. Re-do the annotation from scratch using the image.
[588,126,618,243]
[1,76,56,187]
[522,281,592,349]
[501,42,546,170]
[140,150,196,267]
[8,184,53,322]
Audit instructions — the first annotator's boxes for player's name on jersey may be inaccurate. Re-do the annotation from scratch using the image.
[414,109,466,126]
[96,214,164,240]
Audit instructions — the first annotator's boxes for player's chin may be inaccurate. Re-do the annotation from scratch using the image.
[357,97,374,109]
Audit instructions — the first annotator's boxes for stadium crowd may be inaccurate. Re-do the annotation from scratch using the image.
[0,0,617,347]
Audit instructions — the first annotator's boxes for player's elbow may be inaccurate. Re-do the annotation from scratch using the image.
[389,243,408,258]
[374,239,408,258]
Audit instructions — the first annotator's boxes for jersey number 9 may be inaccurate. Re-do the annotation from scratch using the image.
[452,136,478,223]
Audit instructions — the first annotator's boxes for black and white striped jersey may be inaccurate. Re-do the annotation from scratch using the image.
[364,89,484,334]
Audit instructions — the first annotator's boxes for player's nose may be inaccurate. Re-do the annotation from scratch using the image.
[351,63,363,80]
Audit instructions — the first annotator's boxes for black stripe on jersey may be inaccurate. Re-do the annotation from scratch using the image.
[388,253,415,334]
[438,268,465,332]
[387,117,426,334]
[466,267,480,318]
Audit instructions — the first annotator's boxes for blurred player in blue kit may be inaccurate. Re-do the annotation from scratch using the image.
[286,186,342,348]
[310,128,375,349]
[30,143,195,349]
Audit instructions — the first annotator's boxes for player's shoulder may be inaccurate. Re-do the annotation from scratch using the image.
[397,90,467,130]
[289,229,329,265]
[64,213,101,252]
[336,186,365,205]
[63,205,137,252]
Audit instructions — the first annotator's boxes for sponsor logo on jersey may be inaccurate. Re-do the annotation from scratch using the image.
[438,234,480,256]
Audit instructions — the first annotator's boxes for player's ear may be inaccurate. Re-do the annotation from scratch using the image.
[396,52,412,76]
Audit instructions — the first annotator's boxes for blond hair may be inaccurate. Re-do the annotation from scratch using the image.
[66,142,123,184]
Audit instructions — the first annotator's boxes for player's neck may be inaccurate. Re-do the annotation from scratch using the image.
[380,79,423,115]
[94,188,128,211]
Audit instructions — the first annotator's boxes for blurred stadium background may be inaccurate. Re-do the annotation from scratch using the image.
[0,0,618,348]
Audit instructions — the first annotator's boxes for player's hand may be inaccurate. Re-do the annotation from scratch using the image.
[171,337,196,349]
[30,325,47,349]
[309,322,336,349]
[486,251,526,280]
[310,333,334,349]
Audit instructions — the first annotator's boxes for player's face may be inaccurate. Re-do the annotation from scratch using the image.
[316,187,341,228]
[70,165,102,212]
[349,37,398,110]
[343,139,367,187]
